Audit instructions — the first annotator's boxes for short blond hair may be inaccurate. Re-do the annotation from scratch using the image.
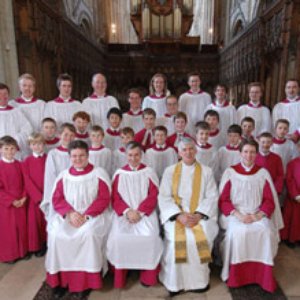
[18,73,36,84]
[28,133,45,145]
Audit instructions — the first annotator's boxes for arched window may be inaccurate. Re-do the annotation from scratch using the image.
[232,19,244,38]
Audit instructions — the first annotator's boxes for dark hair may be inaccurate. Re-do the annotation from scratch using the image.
[120,127,135,136]
[0,83,10,93]
[143,108,156,118]
[90,125,104,135]
[204,109,220,121]
[195,121,210,132]
[125,141,143,153]
[187,72,201,81]
[248,82,264,93]
[227,124,242,135]
[214,84,228,93]
[68,140,89,154]
[241,116,255,126]
[275,118,289,128]
[0,135,18,148]
[56,73,72,89]
[107,107,122,120]
[286,79,299,87]
[174,111,187,123]
[59,123,76,134]
[128,88,142,98]
[42,117,57,126]
[154,125,168,135]
[239,139,259,152]
[258,132,273,139]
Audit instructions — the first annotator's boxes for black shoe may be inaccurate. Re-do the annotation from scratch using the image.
[53,287,67,299]
[35,247,47,257]
[5,259,18,264]
[140,282,150,288]
[22,253,32,260]
[285,241,296,248]
[190,284,210,293]
[71,289,91,298]
[168,290,183,297]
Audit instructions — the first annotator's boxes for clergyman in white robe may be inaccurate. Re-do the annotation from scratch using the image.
[158,150,218,292]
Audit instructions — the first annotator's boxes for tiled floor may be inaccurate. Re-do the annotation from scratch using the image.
[0,244,299,300]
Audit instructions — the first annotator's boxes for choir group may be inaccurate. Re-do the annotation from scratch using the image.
[0,71,300,298]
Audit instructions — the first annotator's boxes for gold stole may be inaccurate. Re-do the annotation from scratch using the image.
[172,161,212,264]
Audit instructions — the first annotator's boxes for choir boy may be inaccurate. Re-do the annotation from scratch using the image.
[41,123,76,217]
[88,125,112,176]
[205,84,237,135]
[112,127,135,175]
[103,107,123,151]
[270,119,298,172]
[217,124,242,182]
[241,116,256,142]
[134,108,156,151]
[144,126,178,180]
[195,121,217,176]
[72,111,91,145]
[272,79,300,134]
[255,132,284,196]
[178,72,212,135]
[0,136,28,263]
[166,112,193,152]
[22,133,47,256]
[122,88,144,133]
[156,95,179,136]
[107,142,163,288]
[43,74,81,127]
[82,73,119,129]
[41,118,60,153]
[204,110,226,149]
[0,83,33,156]
[281,141,300,246]
[237,82,271,136]
[10,73,45,131]
[142,73,168,118]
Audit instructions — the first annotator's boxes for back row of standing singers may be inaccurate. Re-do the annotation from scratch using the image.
[0,72,300,297]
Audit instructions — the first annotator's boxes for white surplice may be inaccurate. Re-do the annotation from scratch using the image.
[89,147,112,177]
[106,167,163,269]
[45,167,111,274]
[219,167,283,282]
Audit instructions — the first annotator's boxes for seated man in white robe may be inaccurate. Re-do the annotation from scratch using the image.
[219,139,283,292]
[159,138,219,297]
[107,141,163,288]
[44,140,111,298]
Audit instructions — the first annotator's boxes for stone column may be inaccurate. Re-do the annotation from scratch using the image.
[0,0,19,97]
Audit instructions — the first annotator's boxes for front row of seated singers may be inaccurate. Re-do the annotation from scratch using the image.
[0,136,285,298]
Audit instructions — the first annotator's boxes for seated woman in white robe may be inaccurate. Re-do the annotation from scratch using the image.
[219,139,283,292]
[107,141,163,288]
[44,140,111,298]
[159,138,219,297]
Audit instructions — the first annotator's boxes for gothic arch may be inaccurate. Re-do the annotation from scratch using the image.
[232,19,244,38]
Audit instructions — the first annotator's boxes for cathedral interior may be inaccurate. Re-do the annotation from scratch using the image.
[0,0,300,299]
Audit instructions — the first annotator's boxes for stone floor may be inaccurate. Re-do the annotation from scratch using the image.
[0,244,299,300]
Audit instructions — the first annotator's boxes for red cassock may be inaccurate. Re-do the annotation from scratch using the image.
[22,154,47,252]
[281,157,300,242]
[111,164,160,288]
[0,160,28,262]
[166,132,194,152]
[219,164,277,292]
[134,128,154,151]
[255,152,284,194]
